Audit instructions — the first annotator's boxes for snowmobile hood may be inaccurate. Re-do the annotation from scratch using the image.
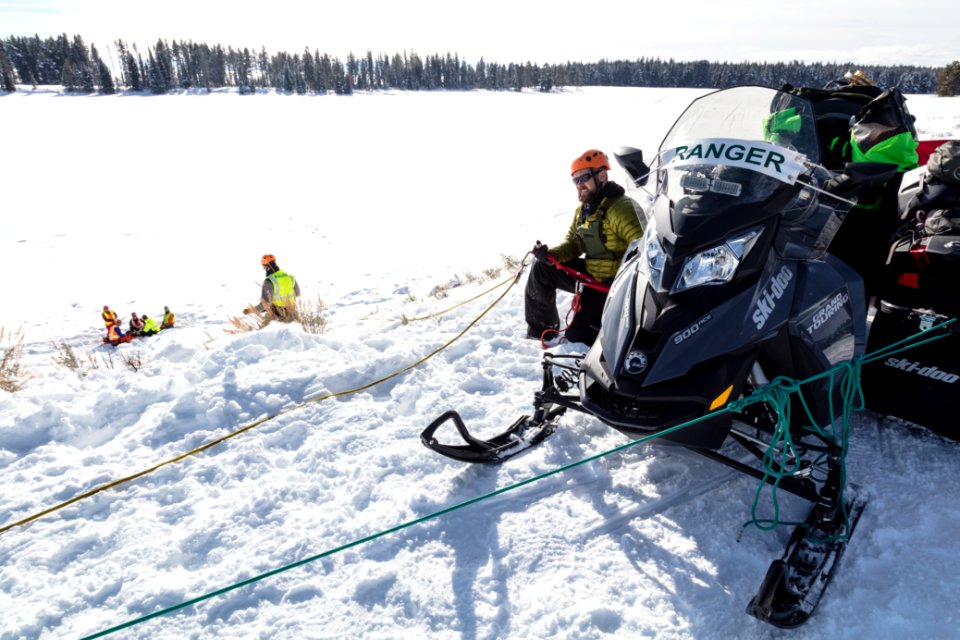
[591,85,864,386]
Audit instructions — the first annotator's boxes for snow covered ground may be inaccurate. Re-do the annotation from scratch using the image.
[1,86,959,639]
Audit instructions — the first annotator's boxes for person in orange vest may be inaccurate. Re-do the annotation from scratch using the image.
[102,305,118,327]
[101,305,119,340]
[105,319,131,346]
[161,306,175,329]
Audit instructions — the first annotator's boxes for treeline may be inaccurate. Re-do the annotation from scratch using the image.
[0,33,944,96]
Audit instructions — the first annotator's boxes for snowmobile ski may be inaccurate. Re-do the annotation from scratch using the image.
[422,352,582,463]
[420,409,562,463]
[746,483,867,628]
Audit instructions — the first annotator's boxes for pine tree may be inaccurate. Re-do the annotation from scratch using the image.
[90,44,114,94]
[116,40,143,91]
[0,41,16,92]
[60,35,95,92]
[936,61,960,97]
[146,39,175,93]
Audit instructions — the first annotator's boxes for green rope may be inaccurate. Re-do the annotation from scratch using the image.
[80,407,729,639]
[80,317,956,639]
[734,316,956,540]
[731,365,859,538]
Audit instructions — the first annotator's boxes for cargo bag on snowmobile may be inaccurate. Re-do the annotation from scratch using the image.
[862,302,959,440]
[879,144,960,313]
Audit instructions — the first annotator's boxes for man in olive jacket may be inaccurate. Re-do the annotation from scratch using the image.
[525,149,645,346]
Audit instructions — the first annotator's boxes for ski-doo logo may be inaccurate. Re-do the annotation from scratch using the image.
[883,358,959,383]
[751,266,793,330]
[807,292,850,334]
[673,313,713,345]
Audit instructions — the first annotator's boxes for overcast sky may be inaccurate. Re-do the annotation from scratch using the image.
[2,0,958,67]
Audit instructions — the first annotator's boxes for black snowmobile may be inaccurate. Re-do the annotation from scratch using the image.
[422,86,899,627]
[862,141,960,438]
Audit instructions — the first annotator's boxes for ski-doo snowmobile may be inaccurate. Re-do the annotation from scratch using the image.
[422,85,899,627]
[862,141,960,439]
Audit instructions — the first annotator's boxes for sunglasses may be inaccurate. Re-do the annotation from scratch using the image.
[571,172,594,186]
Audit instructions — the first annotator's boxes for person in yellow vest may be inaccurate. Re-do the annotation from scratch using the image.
[141,314,160,336]
[243,254,301,321]
[161,306,175,329]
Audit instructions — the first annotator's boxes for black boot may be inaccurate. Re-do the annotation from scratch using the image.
[524,259,579,338]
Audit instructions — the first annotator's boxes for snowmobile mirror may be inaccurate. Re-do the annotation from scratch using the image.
[613,146,650,187]
[824,162,898,199]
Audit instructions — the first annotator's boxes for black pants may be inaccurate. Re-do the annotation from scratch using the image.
[524,258,609,345]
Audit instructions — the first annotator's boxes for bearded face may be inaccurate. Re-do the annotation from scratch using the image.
[573,168,606,204]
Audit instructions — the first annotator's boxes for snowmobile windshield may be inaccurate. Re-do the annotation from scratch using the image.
[652,86,848,259]
[657,86,819,222]
[660,86,820,164]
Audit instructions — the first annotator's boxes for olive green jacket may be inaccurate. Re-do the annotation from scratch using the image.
[549,182,646,281]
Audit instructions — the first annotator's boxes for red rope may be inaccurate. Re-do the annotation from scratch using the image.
[546,255,611,293]
[525,249,611,348]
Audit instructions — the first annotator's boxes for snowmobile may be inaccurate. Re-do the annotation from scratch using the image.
[422,85,901,627]
[861,141,960,439]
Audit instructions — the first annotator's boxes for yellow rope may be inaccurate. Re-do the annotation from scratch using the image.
[402,276,512,323]
[0,261,528,536]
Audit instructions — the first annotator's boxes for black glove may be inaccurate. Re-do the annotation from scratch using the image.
[532,242,549,261]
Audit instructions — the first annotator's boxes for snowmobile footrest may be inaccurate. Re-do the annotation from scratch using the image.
[421,410,557,463]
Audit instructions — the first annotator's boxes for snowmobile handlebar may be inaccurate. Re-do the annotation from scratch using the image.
[824,162,899,200]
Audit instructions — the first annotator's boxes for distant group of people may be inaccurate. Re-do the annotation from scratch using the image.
[101,305,175,346]
[97,253,302,346]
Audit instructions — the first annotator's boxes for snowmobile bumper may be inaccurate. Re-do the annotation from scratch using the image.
[578,342,758,449]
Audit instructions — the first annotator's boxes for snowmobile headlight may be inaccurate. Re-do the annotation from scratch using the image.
[638,225,666,291]
[671,226,762,293]
[680,173,743,197]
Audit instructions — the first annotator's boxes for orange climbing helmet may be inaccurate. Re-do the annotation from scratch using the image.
[571,149,610,175]
[261,254,276,266]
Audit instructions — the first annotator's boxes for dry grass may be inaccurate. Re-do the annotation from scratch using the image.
[0,327,30,392]
[121,351,145,372]
[86,352,103,370]
[426,255,522,301]
[202,330,218,350]
[501,253,521,271]
[428,283,451,299]
[296,295,328,334]
[51,341,85,376]
[225,314,263,334]
[226,295,328,334]
[52,338,142,374]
